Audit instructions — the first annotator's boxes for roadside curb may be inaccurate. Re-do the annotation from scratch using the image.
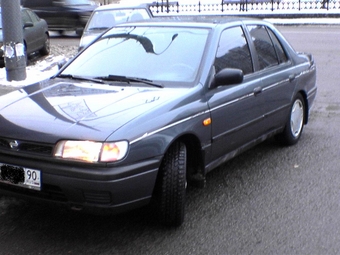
[266,17,340,25]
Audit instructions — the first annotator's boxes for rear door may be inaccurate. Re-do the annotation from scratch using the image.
[246,24,294,131]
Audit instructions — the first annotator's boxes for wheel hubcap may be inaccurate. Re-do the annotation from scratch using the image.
[290,99,304,138]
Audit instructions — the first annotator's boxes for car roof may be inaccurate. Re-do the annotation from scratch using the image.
[114,15,267,28]
[94,3,152,11]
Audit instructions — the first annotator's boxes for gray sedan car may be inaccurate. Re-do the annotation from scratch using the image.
[0,17,316,227]
[0,7,50,66]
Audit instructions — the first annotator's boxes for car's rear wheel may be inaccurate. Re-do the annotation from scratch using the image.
[155,141,187,227]
[39,33,50,56]
[277,93,305,145]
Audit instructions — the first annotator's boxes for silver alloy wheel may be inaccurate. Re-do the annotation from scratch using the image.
[290,99,304,138]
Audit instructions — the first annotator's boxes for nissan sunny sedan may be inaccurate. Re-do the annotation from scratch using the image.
[0,7,50,66]
[0,17,317,227]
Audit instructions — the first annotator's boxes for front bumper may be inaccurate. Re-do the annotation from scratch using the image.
[0,155,161,214]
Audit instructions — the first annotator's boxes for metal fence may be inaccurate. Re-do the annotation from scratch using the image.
[149,0,339,15]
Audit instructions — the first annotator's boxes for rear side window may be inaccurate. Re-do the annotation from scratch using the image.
[21,10,32,24]
[267,28,288,63]
[27,9,40,23]
[247,25,288,70]
[214,26,253,75]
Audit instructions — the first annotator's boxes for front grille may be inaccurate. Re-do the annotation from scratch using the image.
[19,143,53,155]
[0,137,54,156]
[0,139,10,148]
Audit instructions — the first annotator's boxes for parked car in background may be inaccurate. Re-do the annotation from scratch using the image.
[0,17,316,227]
[20,0,98,34]
[78,3,153,51]
[0,7,50,66]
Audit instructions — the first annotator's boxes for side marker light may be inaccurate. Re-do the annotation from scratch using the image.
[203,118,212,126]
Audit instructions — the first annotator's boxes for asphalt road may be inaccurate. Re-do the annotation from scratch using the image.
[0,25,340,255]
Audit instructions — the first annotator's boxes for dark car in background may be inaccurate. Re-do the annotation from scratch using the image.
[0,17,316,227]
[79,3,153,51]
[0,7,50,66]
[20,0,98,34]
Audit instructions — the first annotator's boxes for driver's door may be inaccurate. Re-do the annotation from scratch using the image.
[207,26,266,162]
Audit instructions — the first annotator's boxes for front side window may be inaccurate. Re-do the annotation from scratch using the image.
[214,26,253,75]
[62,26,209,85]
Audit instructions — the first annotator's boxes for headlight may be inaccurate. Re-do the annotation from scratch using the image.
[54,140,129,163]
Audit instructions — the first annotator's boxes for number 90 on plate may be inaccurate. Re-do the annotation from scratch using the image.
[24,168,41,190]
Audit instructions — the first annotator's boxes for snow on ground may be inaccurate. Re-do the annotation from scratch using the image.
[0,55,69,88]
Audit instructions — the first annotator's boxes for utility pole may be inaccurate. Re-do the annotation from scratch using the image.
[1,0,26,81]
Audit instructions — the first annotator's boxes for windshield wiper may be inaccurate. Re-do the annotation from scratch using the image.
[56,74,107,84]
[95,75,164,88]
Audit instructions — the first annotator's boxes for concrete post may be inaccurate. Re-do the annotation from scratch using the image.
[1,0,27,81]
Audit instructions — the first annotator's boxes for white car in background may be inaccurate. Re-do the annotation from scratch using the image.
[78,3,153,51]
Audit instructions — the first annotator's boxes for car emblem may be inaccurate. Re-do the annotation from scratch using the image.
[9,140,19,149]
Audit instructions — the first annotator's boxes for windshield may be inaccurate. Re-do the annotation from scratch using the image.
[62,26,209,85]
[85,9,150,31]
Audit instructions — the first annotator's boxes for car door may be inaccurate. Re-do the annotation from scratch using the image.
[246,25,294,130]
[22,9,41,53]
[207,26,266,162]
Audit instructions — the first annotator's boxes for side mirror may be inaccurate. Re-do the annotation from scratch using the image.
[211,68,244,89]
[76,28,84,36]
[23,22,34,29]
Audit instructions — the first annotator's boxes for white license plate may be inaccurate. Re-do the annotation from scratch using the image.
[24,168,41,190]
[0,163,41,191]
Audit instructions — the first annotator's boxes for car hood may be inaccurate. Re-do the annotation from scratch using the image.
[0,80,188,143]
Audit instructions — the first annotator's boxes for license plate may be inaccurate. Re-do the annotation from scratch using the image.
[0,163,41,191]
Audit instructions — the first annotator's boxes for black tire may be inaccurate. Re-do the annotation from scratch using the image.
[39,33,50,56]
[155,142,187,227]
[24,44,28,65]
[277,93,305,146]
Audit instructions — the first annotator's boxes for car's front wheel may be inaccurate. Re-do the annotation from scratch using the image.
[277,93,305,146]
[155,141,187,227]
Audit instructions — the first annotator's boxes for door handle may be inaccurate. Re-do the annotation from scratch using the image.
[253,86,262,96]
[289,74,296,82]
